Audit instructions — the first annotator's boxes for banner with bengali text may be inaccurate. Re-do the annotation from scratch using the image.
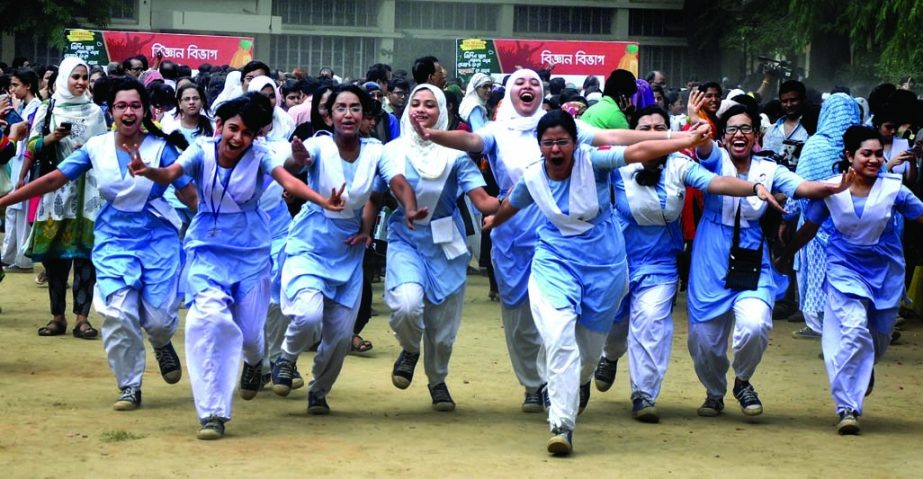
[456,38,639,83]
[64,29,255,69]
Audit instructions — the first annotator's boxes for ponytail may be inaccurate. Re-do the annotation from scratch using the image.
[143,116,189,150]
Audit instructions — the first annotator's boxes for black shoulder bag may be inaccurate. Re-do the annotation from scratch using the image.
[724,203,763,291]
[32,99,58,178]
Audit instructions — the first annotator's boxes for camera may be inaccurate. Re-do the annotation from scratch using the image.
[758,57,794,80]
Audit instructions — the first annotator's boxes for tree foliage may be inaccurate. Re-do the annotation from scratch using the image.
[0,0,119,48]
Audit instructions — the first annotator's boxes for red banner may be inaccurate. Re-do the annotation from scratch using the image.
[493,39,639,77]
[100,31,255,69]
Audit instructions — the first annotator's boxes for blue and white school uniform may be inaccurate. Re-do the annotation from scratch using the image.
[476,119,597,394]
[805,174,923,417]
[687,144,803,400]
[178,137,280,422]
[1,97,41,269]
[279,134,386,399]
[380,138,485,387]
[508,144,628,432]
[607,153,716,402]
[59,132,189,391]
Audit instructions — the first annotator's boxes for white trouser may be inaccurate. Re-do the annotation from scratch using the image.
[529,278,606,432]
[687,297,772,399]
[262,303,291,373]
[501,299,545,392]
[628,282,677,401]
[1,206,32,268]
[823,288,894,415]
[602,318,629,361]
[95,286,178,389]
[385,283,465,386]
[281,289,357,396]
[186,279,269,421]
[803,311,823,335]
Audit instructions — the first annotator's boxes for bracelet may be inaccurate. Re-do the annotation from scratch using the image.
[752,183,761,196]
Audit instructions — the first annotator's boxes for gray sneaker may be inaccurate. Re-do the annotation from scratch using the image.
[792,326,821,339]
[197,416,226,440]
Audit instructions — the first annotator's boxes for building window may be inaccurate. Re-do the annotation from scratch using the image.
[639,45,690,89]
[15,34,63,67]
[629,9,685,37]
[270,35,380,78]
[273,0,379,27]
[513,6,613,35]
[395,1,498,31]
[392,37,456,78]
[109,0,137,20]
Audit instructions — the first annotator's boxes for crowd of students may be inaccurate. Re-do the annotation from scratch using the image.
[1,52,922,456]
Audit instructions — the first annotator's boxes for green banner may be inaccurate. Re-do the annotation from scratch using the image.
[456,38,501,84]
[64,29,110,66]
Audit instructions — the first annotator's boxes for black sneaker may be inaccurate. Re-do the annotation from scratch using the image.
[697,396,724,417]
[239,361,262,400]
[733,381,763,416]
[153,342,182,384]
[113,387,142,411]
[272,357,296,397]
[837,408,860,435]
[197,415,226,440]
[865,369,874,397]
[522,388,544,413]
[578,382,591,415]
[391,350,420,389]
[546,426,574,456]
[632,396,660,423]
[307,390,330,415]
[539,383,550,410]
[594,357,618,392]
[429,383,456,412]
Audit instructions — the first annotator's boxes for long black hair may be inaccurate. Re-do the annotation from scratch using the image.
[108,77,188,150]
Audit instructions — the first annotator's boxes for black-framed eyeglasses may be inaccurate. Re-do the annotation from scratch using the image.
[725,125,754,135]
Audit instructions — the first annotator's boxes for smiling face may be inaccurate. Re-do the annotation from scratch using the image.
[539,125,576,180]
[703,87,721,114]
[848,138,884,179]
[68,65,89,98]
[723,113,757,162]
[111,89,145,136]
[330,91,363,137]
[409,89,440,129]
[216,114,258,160]
[476,81,493,102]
[780,91,803,118]
[511,76,542,116]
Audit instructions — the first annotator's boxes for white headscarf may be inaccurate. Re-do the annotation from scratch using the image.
[398,84,455,179]
[52,57,91,104]
[211,70,242,113]
[459,73,491,123]
[247,75,296,141]
[496,69,545,131]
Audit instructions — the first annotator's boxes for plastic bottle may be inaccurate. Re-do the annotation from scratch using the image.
[229,39,253,68]
[617,44,639,77]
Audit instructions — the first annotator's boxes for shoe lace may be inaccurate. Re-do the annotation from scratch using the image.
[155,346,178,371]
[275,360,294,382]
[241,362,262,385]
[119,388,137,401]
[396,352,420,375]
[431,384,452,403]
[735,384,760,405]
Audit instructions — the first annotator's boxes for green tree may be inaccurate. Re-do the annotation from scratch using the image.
[0,0,119,48]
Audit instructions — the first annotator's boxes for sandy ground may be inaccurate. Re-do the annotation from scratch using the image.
[1,268,922,478]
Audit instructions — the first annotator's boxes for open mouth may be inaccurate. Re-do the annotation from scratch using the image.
[550,156,565,166]
[520,91,535,103]
[121,118,137,127]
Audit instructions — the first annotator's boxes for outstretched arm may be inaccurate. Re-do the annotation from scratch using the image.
[467,187,500,215]
[482,198,520,231]
[706,177,785,213]
[128,144,186,185]
[411,115,484,153]
[271,166,344,211]
[593,127,692,147]
[794,169,855,199]
[0,169,68,208]
[624,123,711,164]
[388,175,428,229]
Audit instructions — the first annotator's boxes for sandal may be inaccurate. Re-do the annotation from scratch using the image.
[38,319,68,336]
[72,321,99,340]
[351,334,373,353]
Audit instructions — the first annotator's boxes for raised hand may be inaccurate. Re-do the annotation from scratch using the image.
[404,207,429,230]
[410,114,431,140]
[290,136,310,169]
[829,168,856,194]
[323,182,347,211]
[125,143,147,177]
[687,122,712,146]
[687,89,707,120]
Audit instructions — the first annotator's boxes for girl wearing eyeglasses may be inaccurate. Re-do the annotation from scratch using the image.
[270,85,424,416]
[4,78,196,412]
[483,110,710,456]
[687,102,853,420]
[598,106,783,424]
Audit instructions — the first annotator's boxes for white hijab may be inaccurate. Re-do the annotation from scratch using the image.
[52,57,91,104]
[247,75,296,141]
[399,84,456,179]
[496,69,545,132]
[459,72,491,123]
[211,70,242,113]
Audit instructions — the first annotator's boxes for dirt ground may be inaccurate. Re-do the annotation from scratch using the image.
[1,268,922,478]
